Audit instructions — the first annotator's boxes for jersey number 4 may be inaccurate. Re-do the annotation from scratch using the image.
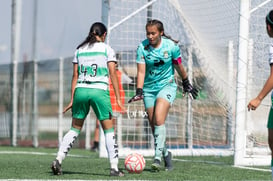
[80,64,98,77]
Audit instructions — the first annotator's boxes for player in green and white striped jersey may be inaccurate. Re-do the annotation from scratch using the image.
[73,40,116,90]
[51,22,125,177]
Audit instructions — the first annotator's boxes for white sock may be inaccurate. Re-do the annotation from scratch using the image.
[105,128,118,170]
[56,128,80,164]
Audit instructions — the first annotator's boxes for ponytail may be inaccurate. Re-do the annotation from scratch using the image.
[76,22,107,49]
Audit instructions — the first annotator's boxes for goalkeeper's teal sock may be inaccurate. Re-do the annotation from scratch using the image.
[154,125,166,161]
[56,127,80,164]
[104,127,118,170]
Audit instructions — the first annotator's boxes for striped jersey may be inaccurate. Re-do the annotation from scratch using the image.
[72,42,116,90]
[136,37,181,92]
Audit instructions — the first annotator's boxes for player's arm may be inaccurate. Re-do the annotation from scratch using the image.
[173,60,187,80]
[128,63,145,103]
[128,44,145,103]
[136,63,145,91]
[248,64,273,110]
[257,64,273,100]
[173,58,198,99]
[109,61,125,111]
[63,63,78,113]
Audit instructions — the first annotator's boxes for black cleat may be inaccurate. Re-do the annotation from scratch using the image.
[151,159,161,172]
[91,145,98,152]
[164,151,173,171]
[51,159,62,175]
[110,168,124,176]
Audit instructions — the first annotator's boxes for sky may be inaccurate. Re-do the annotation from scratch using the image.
[0,0,102,64]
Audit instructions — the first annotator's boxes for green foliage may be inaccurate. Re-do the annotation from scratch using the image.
[0,146,271,180]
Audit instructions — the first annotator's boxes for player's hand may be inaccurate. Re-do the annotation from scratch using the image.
[117,99,126,113]
[247,98,261,111]
[63,101,73,113]
[182,77,198,99]
[128,88,144,103]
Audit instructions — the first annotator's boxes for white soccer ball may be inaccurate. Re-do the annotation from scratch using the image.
[124,153,146,173]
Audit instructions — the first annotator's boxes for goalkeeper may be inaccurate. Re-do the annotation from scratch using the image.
[247,9,273,179]
[128,19,198,172]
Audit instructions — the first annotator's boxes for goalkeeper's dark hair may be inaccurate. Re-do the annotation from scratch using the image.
[76,22,107,49]
[146,19,179,44]
[266,10,273,29]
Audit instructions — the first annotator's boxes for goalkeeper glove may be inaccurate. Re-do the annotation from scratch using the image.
[182,77,198,99]
[128,88,144,103]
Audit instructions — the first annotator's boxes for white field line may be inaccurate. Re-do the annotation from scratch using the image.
[0,180,142,181]
[0,150,90,158]
[234,165,271,172]
[0,150,270,173]
[172,158,271,172]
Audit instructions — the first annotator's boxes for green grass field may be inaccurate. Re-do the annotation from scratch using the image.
[0,146,271,180]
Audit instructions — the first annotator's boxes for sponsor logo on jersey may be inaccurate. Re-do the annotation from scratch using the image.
[164,51,168,58]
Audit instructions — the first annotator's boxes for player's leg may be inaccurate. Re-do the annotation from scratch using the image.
[267,104,273,178]
[94,89,124,177]
[268,129,273,179]
[155,82,177,171]
[144,91,156,134]
[150,98,170,171]
[144,91,166,171]
[52,118,84,175]
[52,87,89,175]
[146,105,171,165]
[91,119,100,152]
[100,119,123,176]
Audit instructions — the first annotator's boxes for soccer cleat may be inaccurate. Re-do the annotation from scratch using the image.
[91,141,99,152]
[110,168,125,177]
[164,151,173,171]
[51,159,62,175]
[151,159,161,172]
[91,145,99,152]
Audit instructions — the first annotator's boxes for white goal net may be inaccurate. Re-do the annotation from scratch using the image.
[105,0,273,166]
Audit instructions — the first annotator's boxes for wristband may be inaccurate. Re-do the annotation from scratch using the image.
[136,88,143,95]
[182,77,189,83]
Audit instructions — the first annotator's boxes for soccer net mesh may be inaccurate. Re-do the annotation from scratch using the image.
[107,0,237,157]
[106,0,273,165]
[0,0,272,166]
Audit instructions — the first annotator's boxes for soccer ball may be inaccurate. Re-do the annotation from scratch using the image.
[124,153,146,173]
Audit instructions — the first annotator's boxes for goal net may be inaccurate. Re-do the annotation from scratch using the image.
[105,0,273,166]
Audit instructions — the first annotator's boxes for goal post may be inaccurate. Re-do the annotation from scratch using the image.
[234,0,250,166]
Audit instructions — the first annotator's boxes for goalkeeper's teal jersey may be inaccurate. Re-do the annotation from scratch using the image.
[136,37,181,92]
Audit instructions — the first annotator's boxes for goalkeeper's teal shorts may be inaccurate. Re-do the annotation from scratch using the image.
[72,87,113,121]
[143,82,177,109]
[267,105,273,129]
